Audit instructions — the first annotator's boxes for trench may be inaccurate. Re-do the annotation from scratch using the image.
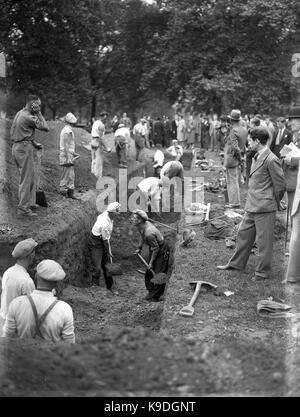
[0,131,194,334]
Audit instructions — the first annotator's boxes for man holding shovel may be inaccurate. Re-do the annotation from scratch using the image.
[88,202,121,295]
[131,209,170,302]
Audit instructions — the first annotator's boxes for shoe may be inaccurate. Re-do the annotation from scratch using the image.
[30,204,39,210]
[143,293,153,301]
[67,189,79,200]
[251,275,268,282]
[225,204,241,209]
[216,264,236,271]
[107,288,119,296]
[119,164,128,168]
[17,209,37,217]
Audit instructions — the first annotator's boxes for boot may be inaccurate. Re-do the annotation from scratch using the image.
[67,189,78,200]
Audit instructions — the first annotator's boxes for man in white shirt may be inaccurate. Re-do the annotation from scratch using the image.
[137,177,162,213]
[166,140,183,162]
[133,118,147,161]
[90,111,111,178]
[59,112,79,199]
[0,238,37,336]
[3,260,75,343]
[88,202,121,295]
[153,145,165,177]
[114,123,131,168]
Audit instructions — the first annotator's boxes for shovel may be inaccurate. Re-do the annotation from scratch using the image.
[136,253,168,283]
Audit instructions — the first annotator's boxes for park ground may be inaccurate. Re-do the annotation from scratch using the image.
[1,119,300,396]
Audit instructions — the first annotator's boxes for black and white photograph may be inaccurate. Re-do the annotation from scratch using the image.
[1,0,300,400]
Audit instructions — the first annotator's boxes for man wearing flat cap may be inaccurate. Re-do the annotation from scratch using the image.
[0,238,37,336]
[224,109,248,208]
[88,202,121,295]
[90,111,111,179]
[59,112,79,199]
[3,260,75,343]
[131,209,170,302]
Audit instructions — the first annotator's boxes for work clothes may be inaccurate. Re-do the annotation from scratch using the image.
[133,123,147,161]
[141,221,170,301]
[3,290,75,343]
[91,119,106,178]
[166,144,183,161]
[114,126,130,166]
[89,211,114,288]
[11,108,48,213]
[88,234,114,289]
[227,147,286,279]
[226,166,241,207]
[0,264,35,323]
[59,125,76,192]
[160,161,184,180]
[137,177,161,212]
[177,118,186,144]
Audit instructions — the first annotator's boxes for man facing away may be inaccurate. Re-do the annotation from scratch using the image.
[114,123,130,168]
[133,118,147,162]
[10,94,49,217]
[223,109,248,208]
[217,127,286,281]
[0,238,37,336]
[3,260,75,343]
[90,111,111,179]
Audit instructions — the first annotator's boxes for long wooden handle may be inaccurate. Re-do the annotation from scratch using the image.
[188,282,202,307]
[137,253,155,274]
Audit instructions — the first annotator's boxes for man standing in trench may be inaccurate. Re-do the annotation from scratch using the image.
[217,127,286,281]
[11,94,49,217]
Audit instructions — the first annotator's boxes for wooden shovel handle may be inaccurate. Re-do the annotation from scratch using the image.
[137,253,155,275]
[188,282,202,307]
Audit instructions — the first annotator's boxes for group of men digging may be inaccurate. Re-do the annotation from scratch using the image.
[5,96,300,344]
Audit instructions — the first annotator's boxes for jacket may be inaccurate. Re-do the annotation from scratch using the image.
[224,123,248,168]
[270,127,292,158]
[245,148,286,213]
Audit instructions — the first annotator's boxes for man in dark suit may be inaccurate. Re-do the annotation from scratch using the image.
[270,117,292,158]
[217,127,286,281]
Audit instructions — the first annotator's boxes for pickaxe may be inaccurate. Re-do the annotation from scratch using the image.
[179,280,217,317]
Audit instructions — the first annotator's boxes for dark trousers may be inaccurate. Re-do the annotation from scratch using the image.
[145,241,170,300]
[116,145,127,165]
[88,234,114,289]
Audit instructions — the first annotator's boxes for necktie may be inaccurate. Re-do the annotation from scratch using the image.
[276,129,282,145]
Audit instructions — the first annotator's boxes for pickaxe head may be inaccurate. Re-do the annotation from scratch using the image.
[189,280,217,292]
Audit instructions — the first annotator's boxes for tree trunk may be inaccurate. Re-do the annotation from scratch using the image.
[91,93,97,124]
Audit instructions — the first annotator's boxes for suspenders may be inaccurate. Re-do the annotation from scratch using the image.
[27,295,59,339]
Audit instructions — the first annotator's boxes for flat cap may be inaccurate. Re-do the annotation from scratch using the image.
[132,209,149,221]
[36,260,66,282]
[65,112,77,124]
[107,202,121,212]
[12,238,38,259]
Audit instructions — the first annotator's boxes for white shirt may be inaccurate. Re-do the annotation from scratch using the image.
[160,161,183,179]
[167,145,183,159]
[3,290,75,344]
[0,264,35,321]
[59,125,75,164]
[138,177,161,198]
[153,150,165,167]
[115,127,130,140]
[133,123,147,137]
[91,120,105,138]
[91,211,113,240]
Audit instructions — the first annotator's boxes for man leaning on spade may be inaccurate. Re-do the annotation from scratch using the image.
[217,126,286,281]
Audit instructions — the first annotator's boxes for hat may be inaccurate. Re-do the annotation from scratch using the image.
[288,107,300,119]
[228,109,241,121]
[100,111,108,117]
[118,123,125,128]
[12,238,38,259]
[132,209,149,221]
[107,202,121,213]
[36,260,66,282]
[65,112,77,124]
